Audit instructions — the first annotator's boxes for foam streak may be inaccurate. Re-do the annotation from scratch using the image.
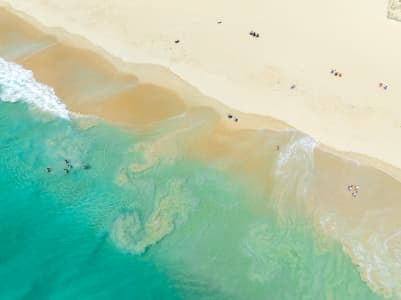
[0,56,69,119]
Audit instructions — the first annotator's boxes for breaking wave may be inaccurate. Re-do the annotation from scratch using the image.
[0,57,69,119]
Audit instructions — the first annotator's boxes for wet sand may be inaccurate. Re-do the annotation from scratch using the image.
[2,6,401,298]
[18,42,186,125]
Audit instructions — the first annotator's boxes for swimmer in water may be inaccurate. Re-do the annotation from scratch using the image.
[46,167,52,173]
[64,168,69,174]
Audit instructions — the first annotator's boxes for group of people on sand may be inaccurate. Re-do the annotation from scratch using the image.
[249,31,260,38]
[347,184,360,198]
[330,69,390,91]
[46,159,90,175]
[330,69,343,78]
[227,113,239,123]
[379,82,389,90]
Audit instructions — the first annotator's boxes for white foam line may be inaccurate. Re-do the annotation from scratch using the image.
[0,56,70,119]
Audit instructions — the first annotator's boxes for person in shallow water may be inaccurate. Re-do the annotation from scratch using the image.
[64,159,73,169]
[46,167,52,173]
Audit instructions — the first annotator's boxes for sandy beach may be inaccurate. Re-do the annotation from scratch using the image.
[1,0,401,174]
[2,1,401,297]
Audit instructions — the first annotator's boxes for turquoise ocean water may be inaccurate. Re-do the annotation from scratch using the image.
[0,83,389,299]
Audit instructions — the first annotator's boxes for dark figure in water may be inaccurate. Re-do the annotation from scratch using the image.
[64,159,70,164]
[64,168,69,174]
[46,167,52,173]
[83,164,90,170]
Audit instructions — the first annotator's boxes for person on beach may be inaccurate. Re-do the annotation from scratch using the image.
[249,31,259,38]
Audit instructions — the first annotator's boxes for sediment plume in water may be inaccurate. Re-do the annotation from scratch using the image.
[2,6,401,299]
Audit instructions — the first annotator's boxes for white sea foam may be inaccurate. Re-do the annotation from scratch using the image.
[270,133,317,218]
[0,57,69,119]
[275,133,317,175]
[320,212,401,299]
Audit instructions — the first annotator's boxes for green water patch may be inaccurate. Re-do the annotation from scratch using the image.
[0,100,388,299]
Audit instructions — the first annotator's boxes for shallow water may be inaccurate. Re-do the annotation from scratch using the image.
[0,93,388,299]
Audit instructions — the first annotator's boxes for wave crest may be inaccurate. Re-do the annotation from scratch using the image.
[0,57,69,119]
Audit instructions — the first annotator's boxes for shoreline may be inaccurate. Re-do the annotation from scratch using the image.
[1,0,401,177]
[1,2,401,183]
